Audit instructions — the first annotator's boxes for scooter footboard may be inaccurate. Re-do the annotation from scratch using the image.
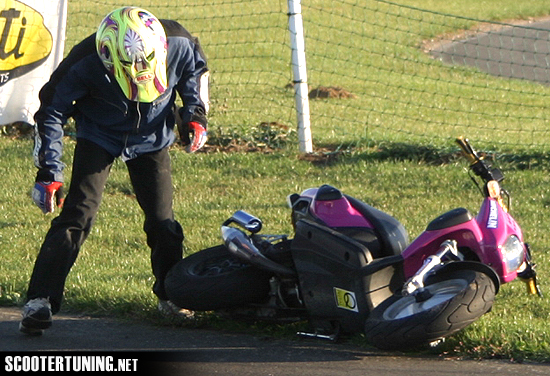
[291,219,404,334]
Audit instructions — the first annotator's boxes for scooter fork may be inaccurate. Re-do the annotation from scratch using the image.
[402,240,464,299]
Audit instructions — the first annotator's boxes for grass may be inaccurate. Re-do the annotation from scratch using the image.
[63,0,550,150]
[3,135,550,361]
[3,0,550,362]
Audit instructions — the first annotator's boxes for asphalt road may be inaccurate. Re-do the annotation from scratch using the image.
[1,306,549,375]
[430,17,550,85]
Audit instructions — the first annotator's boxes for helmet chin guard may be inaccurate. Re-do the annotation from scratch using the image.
[96,7,168,102]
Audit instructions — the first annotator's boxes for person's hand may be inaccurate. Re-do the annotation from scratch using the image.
[185,121,207,153]
[32,181,64,213]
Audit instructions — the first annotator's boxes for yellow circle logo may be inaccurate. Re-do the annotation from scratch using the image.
[0,0,53,85]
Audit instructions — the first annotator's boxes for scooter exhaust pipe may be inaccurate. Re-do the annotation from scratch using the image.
[221,225,296,276]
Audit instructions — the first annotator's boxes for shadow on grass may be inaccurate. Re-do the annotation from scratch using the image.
[306,141,550,170]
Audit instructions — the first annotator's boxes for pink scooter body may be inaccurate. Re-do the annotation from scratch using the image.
[299,183,525,285]
[298,187,375,228]
[402,196,524,284]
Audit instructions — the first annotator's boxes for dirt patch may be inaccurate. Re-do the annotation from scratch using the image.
[1,122,34,139]
[309,86,357,99]
[297,146,343,165]
[197,142,275,154]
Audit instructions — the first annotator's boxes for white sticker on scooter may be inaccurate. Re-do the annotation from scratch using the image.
[334,287,358,312]
[487,199,499,229]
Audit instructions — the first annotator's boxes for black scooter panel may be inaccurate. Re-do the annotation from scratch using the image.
[291,219,401,333]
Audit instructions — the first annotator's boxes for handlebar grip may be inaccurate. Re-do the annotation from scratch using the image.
[455,136,477,164]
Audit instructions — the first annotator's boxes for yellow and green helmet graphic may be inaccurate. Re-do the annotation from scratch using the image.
[95,7,168,102]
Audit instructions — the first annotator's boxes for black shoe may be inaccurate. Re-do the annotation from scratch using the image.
[19,298,52,335]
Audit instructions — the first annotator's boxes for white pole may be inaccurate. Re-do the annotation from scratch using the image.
[287,0,313,153]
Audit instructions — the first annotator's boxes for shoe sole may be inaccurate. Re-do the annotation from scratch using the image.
[19,322,45,336]
[19,315,52,335]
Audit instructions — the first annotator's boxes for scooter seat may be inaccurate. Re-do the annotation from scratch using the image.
[345,195,409,257]
[426,207,474,231]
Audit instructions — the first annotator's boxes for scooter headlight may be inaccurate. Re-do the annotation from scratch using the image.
[501,235,525,274]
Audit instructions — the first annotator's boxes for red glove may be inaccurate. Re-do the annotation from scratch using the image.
[32,181,64,213]
[185,121,207,153]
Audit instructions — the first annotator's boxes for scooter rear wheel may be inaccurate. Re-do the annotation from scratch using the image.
[165,245,274,311]
[364,268,496,350]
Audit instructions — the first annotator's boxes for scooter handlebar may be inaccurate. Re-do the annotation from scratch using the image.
[456,136,478,164]
[456,137,504,183]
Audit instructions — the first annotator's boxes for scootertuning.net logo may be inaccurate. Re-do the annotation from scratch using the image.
[0,0,53,86]
[4,355,139,373]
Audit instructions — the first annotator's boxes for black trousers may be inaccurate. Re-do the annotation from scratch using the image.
[26,138,184,314]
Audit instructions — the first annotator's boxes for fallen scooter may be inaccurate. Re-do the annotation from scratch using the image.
[165,137,541,350]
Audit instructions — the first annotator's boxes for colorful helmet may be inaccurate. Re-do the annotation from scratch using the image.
[96,7,168,102]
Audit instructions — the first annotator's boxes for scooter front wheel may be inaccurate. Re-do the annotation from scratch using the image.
[165,245,274,311]
[364,268,496,351]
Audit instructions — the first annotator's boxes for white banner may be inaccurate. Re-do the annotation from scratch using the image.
[0,0,67,125]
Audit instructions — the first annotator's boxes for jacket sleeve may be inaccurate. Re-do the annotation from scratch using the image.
[33,34,96,182]
[176,43,209,128]
[161,20,209,128]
